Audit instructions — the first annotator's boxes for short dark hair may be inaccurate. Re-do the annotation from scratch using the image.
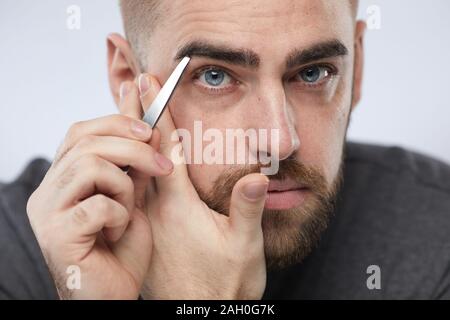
[119,0,359,70]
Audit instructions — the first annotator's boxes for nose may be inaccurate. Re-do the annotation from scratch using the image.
[247,80,300,162]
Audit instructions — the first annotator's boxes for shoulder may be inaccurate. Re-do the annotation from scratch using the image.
[345,141,450,194]
[344,141,450,217]
[331,142,450,298]
[0,158,57,299]
[343,141,450,220]
[0,158,51,232]
[0,158,51,188]
[342,141,450,226]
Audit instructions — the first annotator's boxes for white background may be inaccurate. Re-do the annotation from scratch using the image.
[0,0,449,182]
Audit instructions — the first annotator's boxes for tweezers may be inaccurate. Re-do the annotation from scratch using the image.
[121,57,190,173]
[142,56,191,128]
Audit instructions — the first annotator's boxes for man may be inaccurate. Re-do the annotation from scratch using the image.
[1,0,450,299]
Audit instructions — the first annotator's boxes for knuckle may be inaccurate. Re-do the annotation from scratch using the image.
[78,154,105,171]
[108,114,132,131]
[76,134,97,150]
[72,204,91,226]
[56,155,103,190]
[53,142,68,165]
[54,141,77,167]
[73,195,111,226]
[55,163,77,189]
[66,121,84,141]
[91,194,112,213]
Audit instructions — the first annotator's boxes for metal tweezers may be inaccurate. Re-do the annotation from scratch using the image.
[121,56,190,173]
[142,56,191,128]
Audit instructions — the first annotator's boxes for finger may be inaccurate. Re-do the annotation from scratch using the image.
[149,127,161,152]
[229,173,269,239]
[56,135,174,180]
[119,81,143,119]
[135,128,161,195]
[138,73,191,196]
[119,79,159,209]
[143,128,160,198]
[66,194,130,243]
[55,114,152,167]
[53,154,135,213]
[110,208,152,284]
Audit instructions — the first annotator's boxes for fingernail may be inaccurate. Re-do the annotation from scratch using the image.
[149,76,160,95]
[155,152,174,171]
[138,74,150,96]
[119,82,129,101]
[241,182,268,200]
[130,120,151,138]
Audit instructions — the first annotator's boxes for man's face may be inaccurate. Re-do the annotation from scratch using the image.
[139,0,358,267]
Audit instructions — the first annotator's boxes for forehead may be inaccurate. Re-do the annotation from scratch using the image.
[152,0,354,62]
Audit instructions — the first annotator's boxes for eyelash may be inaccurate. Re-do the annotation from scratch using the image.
[192,63,338,94]
[192,66,238,94]
[289,64,338,89]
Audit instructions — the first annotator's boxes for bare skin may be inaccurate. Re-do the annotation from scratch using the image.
[27,74,269,299]
[27,0,365,299]
[26,83,167,299]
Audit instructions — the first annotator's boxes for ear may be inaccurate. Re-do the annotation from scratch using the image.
[107,33,140,107]
[351,20,366,111]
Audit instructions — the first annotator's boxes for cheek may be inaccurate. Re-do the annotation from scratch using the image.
[294,81,350,186]
[167,94,242,194]
[169,78,245,123]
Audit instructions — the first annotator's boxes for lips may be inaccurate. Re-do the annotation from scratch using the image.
[265,178,309,210]
[268,178,306,192]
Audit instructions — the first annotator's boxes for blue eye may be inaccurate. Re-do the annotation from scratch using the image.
[298,66,331,84]
[198,68,232,87]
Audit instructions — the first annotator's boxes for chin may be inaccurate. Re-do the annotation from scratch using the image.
[262,193,334,269]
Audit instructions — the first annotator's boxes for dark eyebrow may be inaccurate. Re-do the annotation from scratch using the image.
[175,40,260,68]
[286,40,349,69]
[174,39,348,70]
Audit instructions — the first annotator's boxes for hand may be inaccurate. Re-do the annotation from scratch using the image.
[26,81,173,299]
[129,74,269,299]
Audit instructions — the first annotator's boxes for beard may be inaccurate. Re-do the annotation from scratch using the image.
[196,153,344,270]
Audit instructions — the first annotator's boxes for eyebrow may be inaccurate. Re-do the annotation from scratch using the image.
[175,41,260,68]
[174,39,348,70]
[285,40,349,69]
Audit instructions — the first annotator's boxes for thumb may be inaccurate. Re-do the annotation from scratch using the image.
[229,173,269,239]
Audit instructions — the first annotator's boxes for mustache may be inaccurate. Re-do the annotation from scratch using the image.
[198,155,329,215]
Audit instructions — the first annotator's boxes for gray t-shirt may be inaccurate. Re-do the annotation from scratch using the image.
[1,142,450,299]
